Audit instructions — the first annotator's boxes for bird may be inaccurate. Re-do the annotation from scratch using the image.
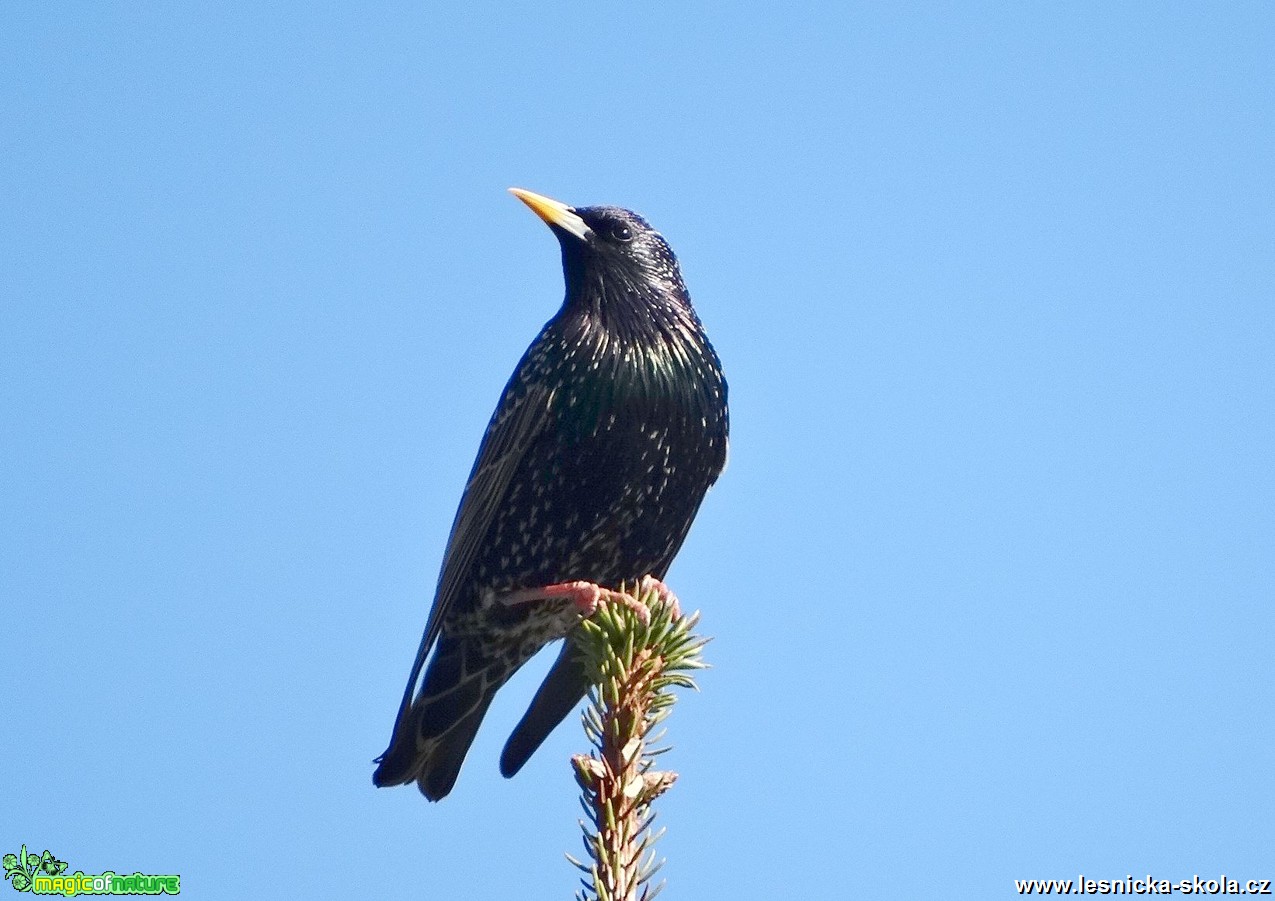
[373,188,729,801]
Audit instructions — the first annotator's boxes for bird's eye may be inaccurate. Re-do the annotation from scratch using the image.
[610,222,634,243]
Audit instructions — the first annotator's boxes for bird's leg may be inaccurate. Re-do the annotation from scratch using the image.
[500,580,655,624]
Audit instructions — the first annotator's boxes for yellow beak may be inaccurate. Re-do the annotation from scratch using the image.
[508,188,591,242]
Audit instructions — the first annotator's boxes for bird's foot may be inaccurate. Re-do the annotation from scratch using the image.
[636,575,681,619]
[500,580,656,625]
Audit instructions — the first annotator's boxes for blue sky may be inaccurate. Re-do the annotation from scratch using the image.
[3,3,1272,898]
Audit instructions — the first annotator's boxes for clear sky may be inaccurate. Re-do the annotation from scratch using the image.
[3,3,1272,898]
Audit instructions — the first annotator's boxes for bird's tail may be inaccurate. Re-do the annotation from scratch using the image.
[500,640,588,778]
[373,635,507,801]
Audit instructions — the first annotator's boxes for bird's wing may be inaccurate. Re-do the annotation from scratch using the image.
[388,380,553,726]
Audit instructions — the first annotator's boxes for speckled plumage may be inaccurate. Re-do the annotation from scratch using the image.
[374,193,729,801]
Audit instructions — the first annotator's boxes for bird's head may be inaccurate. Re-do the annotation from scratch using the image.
[509,188,688,310]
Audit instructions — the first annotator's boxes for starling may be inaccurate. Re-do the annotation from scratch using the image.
[374,188,729,801]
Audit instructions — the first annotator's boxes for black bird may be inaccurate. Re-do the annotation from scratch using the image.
[374,189,729,800]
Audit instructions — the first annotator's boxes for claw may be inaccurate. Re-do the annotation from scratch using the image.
[599,587,653,625]
[637,575,681,619]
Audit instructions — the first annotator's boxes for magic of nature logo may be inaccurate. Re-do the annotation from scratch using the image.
[3,846,179,896]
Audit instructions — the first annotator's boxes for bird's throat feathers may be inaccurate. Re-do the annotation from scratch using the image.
[536,292,725,446]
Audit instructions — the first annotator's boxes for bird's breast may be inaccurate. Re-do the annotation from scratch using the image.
[476,326,725,593]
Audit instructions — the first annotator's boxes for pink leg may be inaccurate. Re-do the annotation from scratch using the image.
[500,580,656,624]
